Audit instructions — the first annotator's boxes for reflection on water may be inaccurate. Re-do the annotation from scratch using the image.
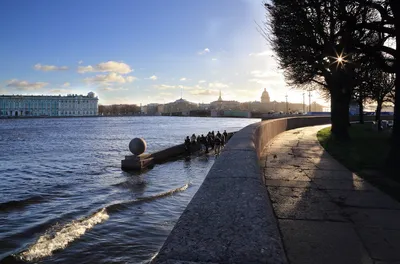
[0,116,258,263]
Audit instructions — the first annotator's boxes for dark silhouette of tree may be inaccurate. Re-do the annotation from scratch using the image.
[349,0,398,173]
[98,105,105,115]
[98,104,141,116]
[266,0,400,174]
[368,71,395,130]
[265,0,373,139]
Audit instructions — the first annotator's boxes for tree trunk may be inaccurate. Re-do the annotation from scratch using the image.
[376,100,383,131]
[386,0,400,178]
[358,96,364,124]
[330,88,351,140]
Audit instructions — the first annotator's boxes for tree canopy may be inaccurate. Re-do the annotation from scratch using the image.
[265,0,399,173]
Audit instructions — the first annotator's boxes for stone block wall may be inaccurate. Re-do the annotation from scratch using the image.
[152,116,333,264]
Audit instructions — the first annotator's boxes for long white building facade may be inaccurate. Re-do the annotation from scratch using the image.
[0,92,98,117]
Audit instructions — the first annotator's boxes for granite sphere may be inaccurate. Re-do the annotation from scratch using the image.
[129,138,147,155]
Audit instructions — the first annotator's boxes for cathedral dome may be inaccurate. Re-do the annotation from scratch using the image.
[261,88,270,103]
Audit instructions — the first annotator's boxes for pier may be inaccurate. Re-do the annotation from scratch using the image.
[121,133,235,171]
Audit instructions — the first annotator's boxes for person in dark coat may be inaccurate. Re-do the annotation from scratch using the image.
[200,134,206,151]
[223,130,228,141]
[184,136,191,155]
[221,133,225,147]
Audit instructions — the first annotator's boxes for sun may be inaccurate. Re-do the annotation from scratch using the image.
[329,50,349,69]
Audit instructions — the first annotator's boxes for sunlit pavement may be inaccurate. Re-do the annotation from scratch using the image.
[261,125,400,264]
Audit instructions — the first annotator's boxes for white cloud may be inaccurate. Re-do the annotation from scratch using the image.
[180,77,187,81]
[62,82,70,87]
[154,84,176,90]
[178,85,196,90]
[249,78,283,85]
[249,70,284,84]
[100,87,129,91]
[208,82,229,88]
[34,64,69,71]
[198,80,207,84]
[78,60,83,65]
[190,89,219,96]
[149,75,158,80]
[250,70,269,78]
[249,79,269,85]
[6,79,48,90]
[154,84,196,90]
[49,89,72,94]
[126,76,138,82]
[84,73,136,84]
[160,92,173,96]
[211,58,217,61]
[198,48,210,55]
[78,65,94,73]
[248,50,275,57]
[78,61,132,74]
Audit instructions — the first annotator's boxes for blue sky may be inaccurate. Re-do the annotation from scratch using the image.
[0,0,324,105]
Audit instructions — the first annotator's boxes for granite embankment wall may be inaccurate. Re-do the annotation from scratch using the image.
[152,116,332,264]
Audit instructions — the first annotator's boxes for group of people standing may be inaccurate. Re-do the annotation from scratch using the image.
[184,130,229,156]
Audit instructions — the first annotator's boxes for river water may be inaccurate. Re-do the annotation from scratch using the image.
[0,116,258,264]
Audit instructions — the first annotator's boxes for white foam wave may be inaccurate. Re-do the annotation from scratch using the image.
[18,208,109,262]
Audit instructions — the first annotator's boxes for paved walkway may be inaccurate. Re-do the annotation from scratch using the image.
[260,125,400,264]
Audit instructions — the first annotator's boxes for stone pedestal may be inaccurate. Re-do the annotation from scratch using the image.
[121,154,154,171]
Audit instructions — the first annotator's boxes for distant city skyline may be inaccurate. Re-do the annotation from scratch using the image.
[0,0,327,106]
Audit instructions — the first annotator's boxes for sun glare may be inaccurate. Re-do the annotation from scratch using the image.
[329,50,349,69]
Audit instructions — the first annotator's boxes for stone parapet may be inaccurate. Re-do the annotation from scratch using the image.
[152,116,332,264]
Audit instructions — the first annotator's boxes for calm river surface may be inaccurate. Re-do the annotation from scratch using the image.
[0,116,258,264]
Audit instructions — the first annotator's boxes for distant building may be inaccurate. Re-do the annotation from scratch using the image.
[163,98,198,114]
[261,88,270,104]
[239,88,325,113]
[142,103,161,115]
[210,91,241,110]
[0,92,98,117]
[198,103,211,110]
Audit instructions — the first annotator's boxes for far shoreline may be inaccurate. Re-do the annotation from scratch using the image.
[0,115,262,120]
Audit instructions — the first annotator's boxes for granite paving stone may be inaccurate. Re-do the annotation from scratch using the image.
[264,168,310,181]
[302,169,365,181]
[342,208,400,229]
[308,157,350,171]
[267,186,345,221]
[312,178,377,191]
[265,179,316,188]
[265,156,318,169]
[325,189,400,209]
[357,227,400,261]
[279,220,373,264]
[260,125,400,264]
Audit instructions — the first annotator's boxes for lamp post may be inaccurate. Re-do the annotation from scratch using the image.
[285,94,288,114]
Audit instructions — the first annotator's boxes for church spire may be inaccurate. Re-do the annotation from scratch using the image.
[218,90,222,101]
